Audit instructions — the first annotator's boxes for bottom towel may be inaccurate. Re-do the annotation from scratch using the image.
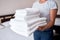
[10,22,47,37]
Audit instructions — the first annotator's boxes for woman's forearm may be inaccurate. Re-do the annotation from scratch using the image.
[45,9,58,29]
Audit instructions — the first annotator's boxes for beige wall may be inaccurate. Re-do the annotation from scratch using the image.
[55,0,60,15]
[0,0,60,15]
[0,0,35,15]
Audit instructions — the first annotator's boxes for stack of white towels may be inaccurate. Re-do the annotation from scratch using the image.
[9,8,47,37]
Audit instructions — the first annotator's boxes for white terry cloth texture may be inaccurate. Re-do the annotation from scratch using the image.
[9,8,47,37]
[10,21,47,37]
[10,17,47,26]
[9,18,47,31]
[9,17,47,30]
[14,8,40,21]
[15,15,40,20]
[15,8,40,16]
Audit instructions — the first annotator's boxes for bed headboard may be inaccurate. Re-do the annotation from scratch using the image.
[0,14,15,23]
[56,15,60,18]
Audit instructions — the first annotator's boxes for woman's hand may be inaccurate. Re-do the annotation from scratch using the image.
[37,25,48,31]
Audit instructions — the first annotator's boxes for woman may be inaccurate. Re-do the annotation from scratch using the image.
[32,0,58,40]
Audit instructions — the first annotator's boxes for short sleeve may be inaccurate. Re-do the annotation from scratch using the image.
[49,1,58,9]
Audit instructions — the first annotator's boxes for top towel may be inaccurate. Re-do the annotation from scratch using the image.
[15,8,40,17]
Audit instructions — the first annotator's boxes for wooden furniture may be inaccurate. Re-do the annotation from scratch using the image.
[0,14,14,23]
[53,15,60,40]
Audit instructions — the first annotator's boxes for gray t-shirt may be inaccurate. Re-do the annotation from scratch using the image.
[32,0,58,23]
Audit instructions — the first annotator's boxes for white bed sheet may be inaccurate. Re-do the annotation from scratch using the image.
[0,21,34,40]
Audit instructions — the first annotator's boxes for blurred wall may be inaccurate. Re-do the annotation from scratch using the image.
[55,0,60,15]
[0,0,35,15]
[0,0,60,15]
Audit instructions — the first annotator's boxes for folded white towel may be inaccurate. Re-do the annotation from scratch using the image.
[29,23,47,35]
[10,27,30,37]
[15,9,27,16]
[9,8,47,37]
[14,14,40,20]
[25,8,40,16]
[27,17,47,25]
[9,19,47,30]
[29,22,47,31]
[15,8,40,16]
[9,18,47,37]
[13,17,47,22]
[9,17,47,27]
[15,12,40,17]
[10,22,47,37]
